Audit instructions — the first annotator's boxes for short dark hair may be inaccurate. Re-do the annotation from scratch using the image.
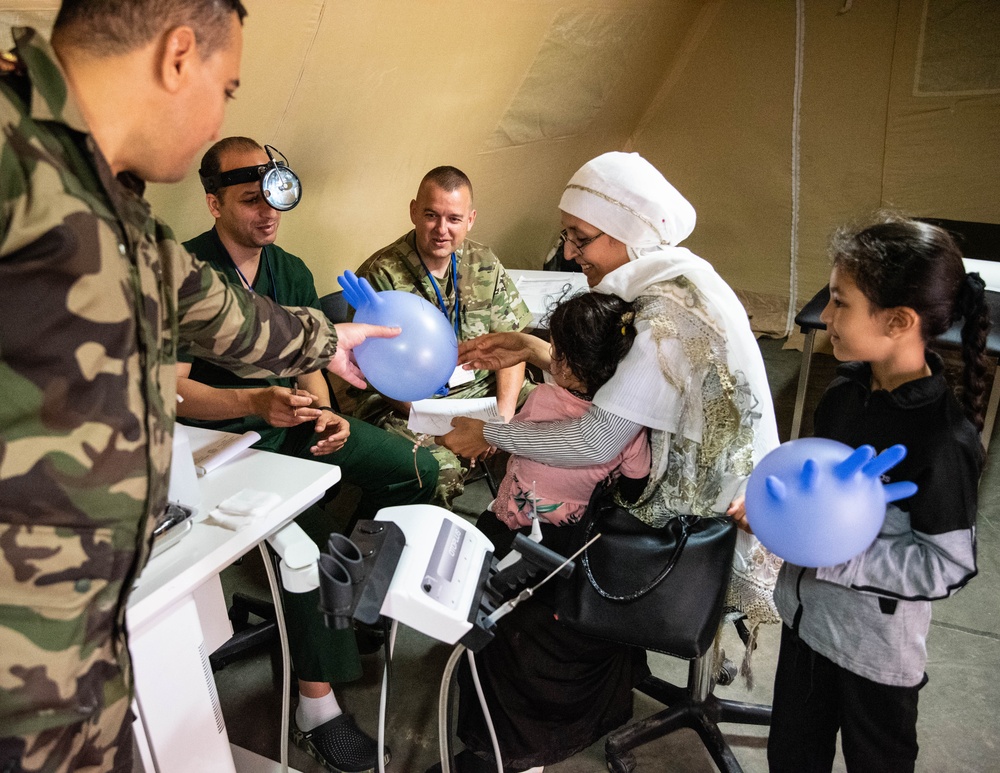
[198,136,263,197]
[53,0,247,57]
[546,292,637,398]
[420,166,473,203]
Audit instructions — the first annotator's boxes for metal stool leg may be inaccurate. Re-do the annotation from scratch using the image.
[981,359,999,453]
[790,329,816,440]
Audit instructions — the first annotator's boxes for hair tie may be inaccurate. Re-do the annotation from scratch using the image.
[620,310,635,335]
[956,272,986,320]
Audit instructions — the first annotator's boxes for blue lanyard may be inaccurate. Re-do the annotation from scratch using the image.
[226,247,278,303]
[421,252,461,339]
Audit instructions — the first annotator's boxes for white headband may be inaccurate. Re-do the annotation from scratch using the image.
[558,152,696,251]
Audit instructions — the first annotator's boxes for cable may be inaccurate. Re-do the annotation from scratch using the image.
[259,542,291,773]
[466,649,503,773]
[438,644,466,773]
[377,619,398,773]
[785,0,806,336]
[435,536,595,773]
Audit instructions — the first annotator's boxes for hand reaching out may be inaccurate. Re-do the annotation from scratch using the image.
[327,322,401,388]
[459,332,537,372]
[727,494,753,534]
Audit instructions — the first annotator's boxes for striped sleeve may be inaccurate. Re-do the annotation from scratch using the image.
[483,404,643,468]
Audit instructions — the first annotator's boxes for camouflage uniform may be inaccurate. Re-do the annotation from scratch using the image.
[0,28,340,772]
[353,231,533,505]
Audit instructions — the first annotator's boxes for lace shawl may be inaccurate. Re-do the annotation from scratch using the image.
[609,278,782,681]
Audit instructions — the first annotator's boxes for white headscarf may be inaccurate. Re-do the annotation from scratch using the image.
[559,151,779,466]
[560,151,696,253]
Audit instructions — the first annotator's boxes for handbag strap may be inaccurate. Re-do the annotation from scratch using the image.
[581,496,692,602]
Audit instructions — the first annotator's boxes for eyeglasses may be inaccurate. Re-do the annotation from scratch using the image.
[560,229,604,252]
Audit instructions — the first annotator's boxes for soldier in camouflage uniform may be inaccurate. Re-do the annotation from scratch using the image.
[0,5,395,772]
[353,167,534,505]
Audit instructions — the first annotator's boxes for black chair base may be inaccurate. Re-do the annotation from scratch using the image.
[209,591,283,682]
[605,654,771,773]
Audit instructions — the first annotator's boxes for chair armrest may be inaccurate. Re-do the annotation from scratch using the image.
[794,285,830,333]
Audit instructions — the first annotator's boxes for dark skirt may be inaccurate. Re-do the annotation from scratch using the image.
[456,513,650,770]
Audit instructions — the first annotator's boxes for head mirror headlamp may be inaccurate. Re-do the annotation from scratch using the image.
[199,145,302,211]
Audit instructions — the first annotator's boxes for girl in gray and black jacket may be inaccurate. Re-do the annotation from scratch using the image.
[766,217,988,773]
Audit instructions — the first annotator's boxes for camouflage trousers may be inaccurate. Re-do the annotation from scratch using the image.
[0,692,133,773]
[368,413,468,507]
[352,380,535,508]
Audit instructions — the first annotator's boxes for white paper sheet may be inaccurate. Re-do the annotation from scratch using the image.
[193,430,261,476]
[407,397,499,436]
[963,258,1000,293]
[509,269,589,328]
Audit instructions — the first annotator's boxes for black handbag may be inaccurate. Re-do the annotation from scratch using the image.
[555,478,737,659]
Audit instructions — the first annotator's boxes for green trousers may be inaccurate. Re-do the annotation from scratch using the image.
[276,416,438,683]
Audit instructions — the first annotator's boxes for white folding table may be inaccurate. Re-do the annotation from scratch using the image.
[128,427,341,773]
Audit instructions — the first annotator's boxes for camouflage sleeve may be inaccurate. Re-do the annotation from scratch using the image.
[490,263,533,333]
[358,260,403,294]
[171,241,338,378]
[351,256,415,322]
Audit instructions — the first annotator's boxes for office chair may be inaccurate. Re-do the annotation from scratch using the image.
[602,549,772,773]
[320,291,353,414]
[465,451,500,498]
[209,549,285,677]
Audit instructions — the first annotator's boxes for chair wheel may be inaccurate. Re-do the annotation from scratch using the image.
[715,658,738,686]
[606,751,636,773]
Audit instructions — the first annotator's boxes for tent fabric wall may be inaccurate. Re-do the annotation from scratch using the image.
[626,1,800,336]
[3,1,995,335]
[148,0,704,300]
[627,0,999,335]
[884,1,1000,223]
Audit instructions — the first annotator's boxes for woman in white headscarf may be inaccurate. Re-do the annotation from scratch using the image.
[438,152,780,772]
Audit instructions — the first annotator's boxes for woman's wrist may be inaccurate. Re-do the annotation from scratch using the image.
[483,421,505,447]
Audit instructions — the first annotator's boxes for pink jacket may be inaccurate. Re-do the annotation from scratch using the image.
[493,384,651,529]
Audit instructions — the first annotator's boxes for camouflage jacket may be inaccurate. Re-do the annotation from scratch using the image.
[178,228,325,452]
[0,28,338,735]
[354,230,532,400]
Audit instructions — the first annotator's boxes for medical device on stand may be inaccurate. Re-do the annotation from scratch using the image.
[315,505,578,773]
[152,423,201,558]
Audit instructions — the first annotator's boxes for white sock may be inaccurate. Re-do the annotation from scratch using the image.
[295,691,343,732]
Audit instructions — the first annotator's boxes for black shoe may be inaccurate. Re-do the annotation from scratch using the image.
[292,713,390,773]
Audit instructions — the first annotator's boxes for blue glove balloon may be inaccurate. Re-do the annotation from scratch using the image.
[744,437,918,567]
[337,271,458,402]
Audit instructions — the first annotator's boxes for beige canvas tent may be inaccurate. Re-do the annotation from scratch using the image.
[3,0,998,335]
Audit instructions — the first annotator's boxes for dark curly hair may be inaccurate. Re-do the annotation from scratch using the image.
[546,292,637,399]
[830,214,992,431]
